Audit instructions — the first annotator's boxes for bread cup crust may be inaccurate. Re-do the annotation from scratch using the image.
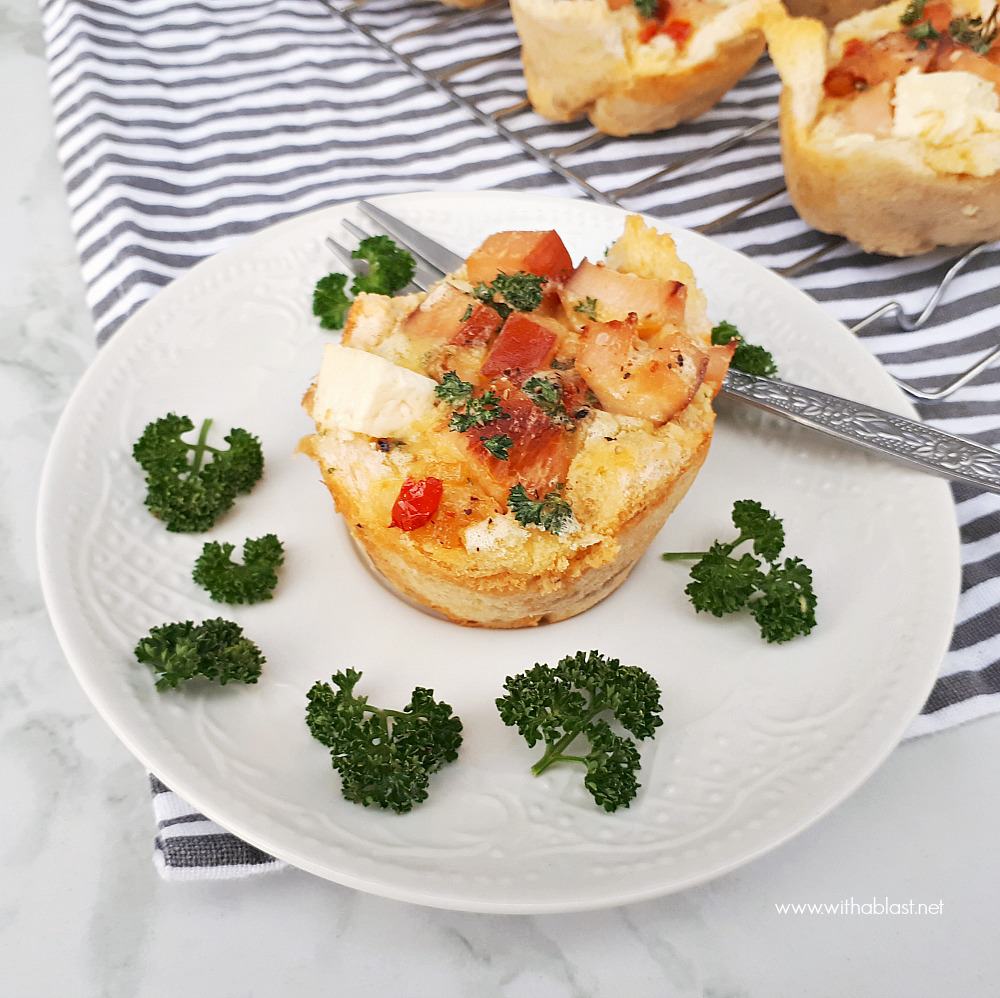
[306,429,712,628]
[302,217,720,629]
[511,0,770,137]
[589,32,766,136]
[780,93,1000,255]
[767,2,1000,256]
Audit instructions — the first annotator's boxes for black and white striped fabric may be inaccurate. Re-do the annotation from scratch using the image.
[42,0,1000,879]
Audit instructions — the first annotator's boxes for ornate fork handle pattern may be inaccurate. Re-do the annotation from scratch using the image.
[722,370,1000,494]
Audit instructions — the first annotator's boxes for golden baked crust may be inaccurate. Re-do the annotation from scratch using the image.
[303,411,713,628]
[511,0,773,137]
[301,217,723,628]
[766,1,1000,255]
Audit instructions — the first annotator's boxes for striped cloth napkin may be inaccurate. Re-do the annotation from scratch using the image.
[42,0,1000,880]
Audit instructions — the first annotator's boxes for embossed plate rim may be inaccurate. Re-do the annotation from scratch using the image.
[37,191,961,913]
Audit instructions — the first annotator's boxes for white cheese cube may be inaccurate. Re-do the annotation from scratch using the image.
[312,344,437,438]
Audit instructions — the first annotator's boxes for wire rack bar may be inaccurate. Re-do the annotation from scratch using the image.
[389,0,509,41]
[321,0,998,400]
[320,0,616,205]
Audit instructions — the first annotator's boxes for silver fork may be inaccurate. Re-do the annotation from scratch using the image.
[325,218,442,292]
[346,199,1000,495]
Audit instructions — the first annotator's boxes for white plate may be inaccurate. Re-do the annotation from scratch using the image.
[38,192,960,913]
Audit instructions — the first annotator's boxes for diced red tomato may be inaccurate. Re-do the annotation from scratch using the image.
[663,19,692,46]
[449,302,503,347]
[465,378,573,495]
[823,30,935,97]
[638,21,660,43]
[465,231,574,285]
[640,19,690,45]
[390,477,443,531]
[823,66,861,97]
[481,313,559,379]
[923,2,953,31]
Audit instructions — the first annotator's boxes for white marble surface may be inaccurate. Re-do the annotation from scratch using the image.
[4,1,1000,994]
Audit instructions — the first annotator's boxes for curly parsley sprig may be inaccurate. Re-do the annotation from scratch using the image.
[193,534,285,604]
[132,414,264,532]
[135,618,265,691]
[661,500,817,644]
[434,370,474,406]
[482,433,513,460]
[313,274,351,330]
[473,271,545,319]
[349,235,416,295]
[312,234,416,330]
[508,483,573,535]
[448,390,509,432]
[522,375,576,429]
[496,651,664,812]
[949,6,999,53]
[434,372,510,432]
[908,19,939,46]
[306,669,463,814]
[711,320,778,378]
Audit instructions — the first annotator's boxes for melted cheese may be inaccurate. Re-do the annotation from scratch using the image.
[463,514,531,553]
[892,69,1000,177]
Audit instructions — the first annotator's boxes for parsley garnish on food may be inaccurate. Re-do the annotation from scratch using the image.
[474,271,545,318]
[449,390,509,432]
[900,0,926,24]
[573,296,599,320]
[306,669,463,814]
[192,534,285,604]
[435,373,510,432]
[434,370,475,406]
[908,19,940,46]
[350,235,416,295]
[460,303,474,322]
[312,235,415,330]
[711,320,778,378]
[508,483,573,534]
[633,0,658,17]
[522,375,575,428]
[132,414,264,532]
[313,273,352,330]
[949,5,999,53]
[491,271,546,311]
[661,500,817,643]
[496,651,664,813]
[134,618,265,691]
[482,433,513,460]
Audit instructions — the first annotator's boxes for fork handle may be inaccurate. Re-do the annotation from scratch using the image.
[721,370,1000,495]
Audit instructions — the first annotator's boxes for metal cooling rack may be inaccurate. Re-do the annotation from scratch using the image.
[319,0,995,399]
